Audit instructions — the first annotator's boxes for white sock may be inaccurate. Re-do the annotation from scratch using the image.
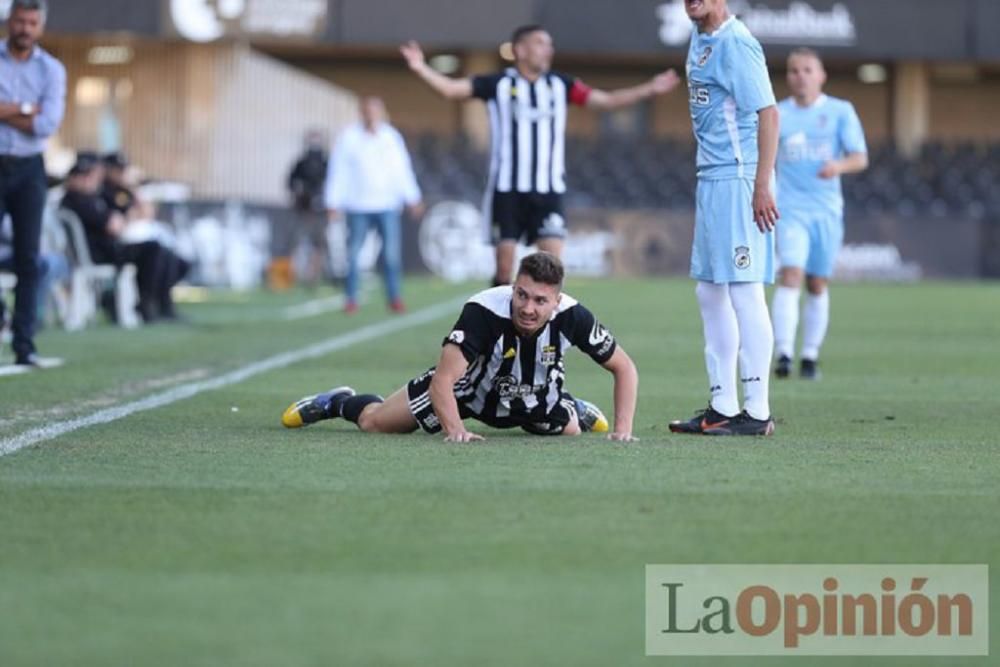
[695,281,740,417]
[771,285,800,360]
[730,283,773,421]
[801,291,830,361]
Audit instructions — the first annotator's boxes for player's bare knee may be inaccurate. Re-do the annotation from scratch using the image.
[806,276,828,295]
[779,267,804,287]
[563,419,582,436]
[356,404,383,432]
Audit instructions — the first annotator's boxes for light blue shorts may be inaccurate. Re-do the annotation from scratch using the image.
[691,178,775,284]
[775,208,844,278]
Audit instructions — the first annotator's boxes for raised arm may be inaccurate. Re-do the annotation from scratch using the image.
[586,69,681,111]
[33,61,67,138]
[429,344,483,442]
[753,105,780,232]
[400,41,474,101]
[600,346,639,442]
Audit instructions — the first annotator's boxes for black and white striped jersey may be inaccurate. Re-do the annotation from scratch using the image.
[472,69,592,195]
[437,286,616,423]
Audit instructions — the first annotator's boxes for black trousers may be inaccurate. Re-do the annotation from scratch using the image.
[106,241,190,320]
[0,154,46,359]
[114,241,167,320]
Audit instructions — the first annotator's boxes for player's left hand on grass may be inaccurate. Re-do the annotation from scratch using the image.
[443,430,484,443]
[608,432,638,442]
[752,185,779,232]
[650,70,681,95]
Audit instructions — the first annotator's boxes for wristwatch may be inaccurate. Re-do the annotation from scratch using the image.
[19,102,34,115]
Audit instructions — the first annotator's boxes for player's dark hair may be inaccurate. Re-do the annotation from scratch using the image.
[11,0,48,17]
[511,24,547,45]
[517,252,564,287]
[789,47,823,64]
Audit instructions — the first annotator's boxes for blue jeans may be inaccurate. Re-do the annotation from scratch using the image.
[345,210,402,304]
[0,154,46,359]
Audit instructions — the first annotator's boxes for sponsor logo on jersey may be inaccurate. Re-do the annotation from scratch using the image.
[689,84,711,107]
[589,320,615,356]
[493,375,545,400]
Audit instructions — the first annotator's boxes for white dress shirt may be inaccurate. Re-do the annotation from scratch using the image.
[324,122,421,213]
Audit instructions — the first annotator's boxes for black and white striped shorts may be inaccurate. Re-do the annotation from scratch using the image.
[406,367,576,436]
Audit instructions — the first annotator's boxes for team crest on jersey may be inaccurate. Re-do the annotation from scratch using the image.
[448,330,465,344]
[697,46,713,67]
[734,245,752,270]
[541,345,557,365]
[503,347,516,359]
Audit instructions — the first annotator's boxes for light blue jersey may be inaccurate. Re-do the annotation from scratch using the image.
[686,16,776,180]
[775,95,867,276]
[686,16,776,283]
[776,94,867,214]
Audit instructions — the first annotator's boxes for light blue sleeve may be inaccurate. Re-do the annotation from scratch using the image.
[839,102,867,155]
[726,38,776,112]
[33,58,66,138]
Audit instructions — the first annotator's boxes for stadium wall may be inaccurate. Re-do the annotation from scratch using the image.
[44,38,358,204]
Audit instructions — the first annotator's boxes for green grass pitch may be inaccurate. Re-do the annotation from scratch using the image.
[1,277,997,666]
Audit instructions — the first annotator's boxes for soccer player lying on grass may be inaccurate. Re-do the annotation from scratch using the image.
[282,252,639,442]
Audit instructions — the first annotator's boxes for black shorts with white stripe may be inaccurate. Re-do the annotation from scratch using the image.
[490,191,566,245]
[406,367,577,436]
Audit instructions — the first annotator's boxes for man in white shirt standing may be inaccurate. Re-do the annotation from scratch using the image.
[325,97,423,314]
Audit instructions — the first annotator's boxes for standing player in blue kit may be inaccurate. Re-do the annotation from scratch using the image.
[669,0,780,436]
[771,47,868,380]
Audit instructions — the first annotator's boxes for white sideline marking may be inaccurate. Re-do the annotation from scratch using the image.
[281,284,376,320]
[282,295,347,320]
[0,297,465,458]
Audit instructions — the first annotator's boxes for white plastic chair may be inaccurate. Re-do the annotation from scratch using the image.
[57,208,141,330]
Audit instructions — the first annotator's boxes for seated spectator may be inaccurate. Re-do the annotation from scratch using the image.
[60,152,187,322]
[101,152,149,218]
[102,152,190,290]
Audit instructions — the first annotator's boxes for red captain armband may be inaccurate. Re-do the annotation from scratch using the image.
[569,79,592,106]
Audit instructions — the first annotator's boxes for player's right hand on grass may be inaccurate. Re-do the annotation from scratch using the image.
[443,429,484,443]
[400,41,425,70]
[608,432,638,442]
